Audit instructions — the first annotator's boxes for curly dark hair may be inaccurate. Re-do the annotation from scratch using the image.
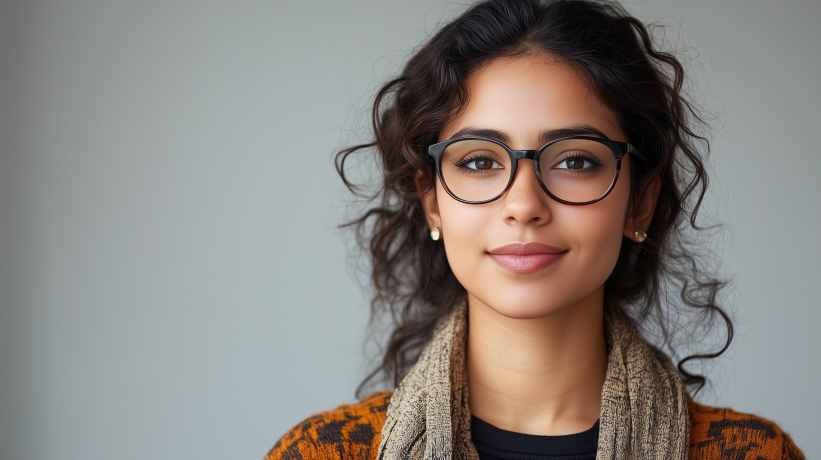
[336,0,733,398]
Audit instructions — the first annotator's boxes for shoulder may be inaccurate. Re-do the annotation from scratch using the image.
[687,399,805,460]
[265,391,393,460]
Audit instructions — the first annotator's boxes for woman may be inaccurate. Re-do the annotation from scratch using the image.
[267,0,804,458]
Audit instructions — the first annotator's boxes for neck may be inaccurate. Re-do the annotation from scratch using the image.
[466,286,608,436]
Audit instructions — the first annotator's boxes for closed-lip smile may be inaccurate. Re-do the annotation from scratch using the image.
[487,242,567,273]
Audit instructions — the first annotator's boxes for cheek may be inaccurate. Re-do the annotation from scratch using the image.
[438,190,481,228]
[554,173,631,293]
[556,201,626,284]
[436,181,493,280]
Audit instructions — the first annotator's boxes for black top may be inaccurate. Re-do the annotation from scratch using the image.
[470,416,599,460]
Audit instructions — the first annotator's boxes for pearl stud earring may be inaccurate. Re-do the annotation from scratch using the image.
[430,227,441,241]
[634,230,647,242]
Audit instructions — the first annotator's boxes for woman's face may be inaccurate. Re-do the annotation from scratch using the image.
[423,53,643,319]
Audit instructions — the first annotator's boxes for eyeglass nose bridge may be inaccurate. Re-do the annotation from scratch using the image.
[497,149,541,198]
[508,149,538,161]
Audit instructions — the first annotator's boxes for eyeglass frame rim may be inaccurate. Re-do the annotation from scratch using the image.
[427,135,645,206]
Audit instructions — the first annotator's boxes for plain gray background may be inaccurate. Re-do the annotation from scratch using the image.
[1,0,818,459]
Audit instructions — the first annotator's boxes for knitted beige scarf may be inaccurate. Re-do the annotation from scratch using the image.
[376,300,690,460]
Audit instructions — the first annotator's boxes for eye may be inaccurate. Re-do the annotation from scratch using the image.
[454,152,505,171]
[464,157,503,170]
[554,156,596,170]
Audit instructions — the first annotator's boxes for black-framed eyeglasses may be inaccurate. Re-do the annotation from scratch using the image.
[428,136,644,205]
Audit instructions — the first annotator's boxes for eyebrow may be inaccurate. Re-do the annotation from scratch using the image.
[448,125,610,146]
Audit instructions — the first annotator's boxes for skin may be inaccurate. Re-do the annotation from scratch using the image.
[415,52,660,436]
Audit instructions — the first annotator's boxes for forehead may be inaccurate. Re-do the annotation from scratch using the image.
[439,53,625,145]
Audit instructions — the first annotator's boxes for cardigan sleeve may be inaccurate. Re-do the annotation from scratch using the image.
[688,399,805,459]
[265,391,392,460]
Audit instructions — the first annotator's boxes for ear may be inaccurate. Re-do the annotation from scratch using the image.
[623,175,661,242]
[414,171,442,235]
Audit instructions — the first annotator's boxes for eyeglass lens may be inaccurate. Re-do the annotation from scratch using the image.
[439,138,617,203]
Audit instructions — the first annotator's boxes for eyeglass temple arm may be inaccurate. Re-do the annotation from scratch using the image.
[626,143,645,161]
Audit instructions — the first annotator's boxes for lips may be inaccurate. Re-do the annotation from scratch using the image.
[487,242,567,273]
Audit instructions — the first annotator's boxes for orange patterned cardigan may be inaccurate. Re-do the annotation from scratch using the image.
[266,391,805,460]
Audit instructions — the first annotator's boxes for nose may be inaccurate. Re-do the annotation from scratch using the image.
[500,160,552,226]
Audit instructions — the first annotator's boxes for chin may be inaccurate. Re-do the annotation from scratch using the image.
[491,306,557,320]
[475,288,573,320]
